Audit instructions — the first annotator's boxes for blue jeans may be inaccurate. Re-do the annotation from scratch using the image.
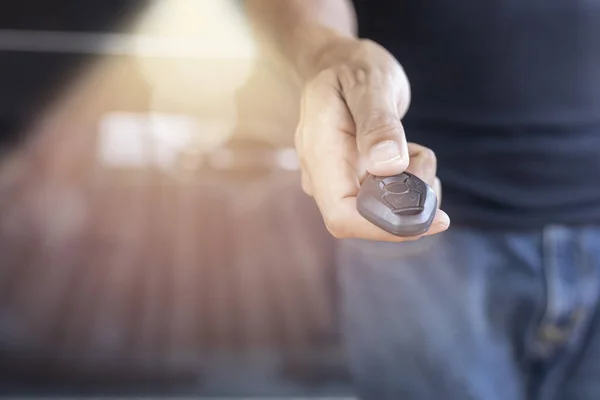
[339,225,600,400]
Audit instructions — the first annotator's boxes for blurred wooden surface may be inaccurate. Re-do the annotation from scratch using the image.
[0,51,342,391]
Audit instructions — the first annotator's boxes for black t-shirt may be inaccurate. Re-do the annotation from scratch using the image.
[354,0,600,228]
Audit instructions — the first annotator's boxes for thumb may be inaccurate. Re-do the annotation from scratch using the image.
[345,86,409,176]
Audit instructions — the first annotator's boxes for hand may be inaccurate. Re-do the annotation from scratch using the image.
[295,37,450,241]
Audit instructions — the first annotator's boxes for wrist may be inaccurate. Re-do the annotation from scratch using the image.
[291,24,357,82]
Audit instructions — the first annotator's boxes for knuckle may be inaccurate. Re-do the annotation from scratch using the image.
[358,38,383,55]
[323,213,348,239]
[296,150,311,171]
[333,63,367,90]
[410,143,437,163]
[340,39,375,63]
[326,225,345,239]
[294,127,312,161]
[361,115,402,138]
[396,75,412,117]
[312,67,340,88]
[300,174,313,196]
[422,147,437,164]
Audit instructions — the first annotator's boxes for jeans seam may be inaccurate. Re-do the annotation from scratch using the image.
[532,225,560,360]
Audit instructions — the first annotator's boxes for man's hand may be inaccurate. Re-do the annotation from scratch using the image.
[295,37,450,241]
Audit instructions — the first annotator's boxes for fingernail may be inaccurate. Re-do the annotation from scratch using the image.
[438,211,451,228]
[369,141,404,165]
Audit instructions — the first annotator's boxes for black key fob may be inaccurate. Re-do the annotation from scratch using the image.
[357,172,437,237]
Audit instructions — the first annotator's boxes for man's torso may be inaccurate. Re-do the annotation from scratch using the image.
[353,0,600,228]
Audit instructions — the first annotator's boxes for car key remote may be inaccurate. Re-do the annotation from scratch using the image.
[357,172,438,237]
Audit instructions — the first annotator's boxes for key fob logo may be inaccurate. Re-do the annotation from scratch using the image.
[377,174,426,216]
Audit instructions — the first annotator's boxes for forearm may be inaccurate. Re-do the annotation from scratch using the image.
[242,0,357,81]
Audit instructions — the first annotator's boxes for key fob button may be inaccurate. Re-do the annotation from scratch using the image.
[357,172,438,237]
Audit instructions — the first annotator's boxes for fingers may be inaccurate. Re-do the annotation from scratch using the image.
[405,142,437,187]
[296,69,357,195]
[296,73,373,238]
[296,130,314,197]
[337,45,411,177]
[433,177,442,207]
[319,142,446,240]
[405,142,442,207]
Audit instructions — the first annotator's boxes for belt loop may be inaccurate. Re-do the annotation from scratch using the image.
[533,225,598,360]
[533,225,573,358]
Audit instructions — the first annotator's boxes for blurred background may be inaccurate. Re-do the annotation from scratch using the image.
[0,0,353,397]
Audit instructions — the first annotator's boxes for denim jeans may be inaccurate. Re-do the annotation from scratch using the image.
[339,225,600,400]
